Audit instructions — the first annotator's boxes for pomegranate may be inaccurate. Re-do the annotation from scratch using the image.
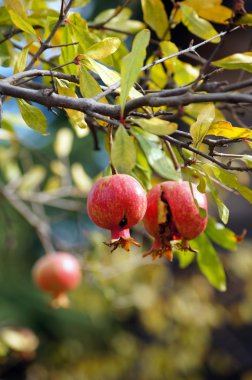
[32,252,82,308]
[143,181,208,260]
[87,174,147,251]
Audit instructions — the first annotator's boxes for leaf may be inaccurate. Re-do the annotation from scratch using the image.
[180,4,220,43]
[120,29,150,114]
[84,57,142,100]
[200,166,229,224]
[206,217,237,251]
[71,163,92,193]
[207,164,252,203]
[191,233,226,291]
[54,128,74,158]
[207,120,252,138]
[237,13,252,26]
[183,0,232,24]
[55,79,87,130]
[17,100,47,135]
[83,38,121,60]
[174,249,195,269]
[135,133,181,181]
[132,117,177,136]
[190,103,215,150]
[141,0,169,39]
[213,52,252,73]
[79,65,107,103]
[93,8,145,33]
[14,44,30,73]
[7,10,36,35]
[111,125,137,173]
[58,26,78,76]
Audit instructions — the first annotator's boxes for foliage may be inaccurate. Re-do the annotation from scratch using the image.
[0,0,252,377]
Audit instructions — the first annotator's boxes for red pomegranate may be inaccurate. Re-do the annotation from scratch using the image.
[143,181,208,260]
[32,252,82,308]
[87,174,147,251]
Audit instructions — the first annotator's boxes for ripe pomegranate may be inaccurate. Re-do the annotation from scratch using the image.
[32,252,82,308]
[143,181,208,260]
[87,174,147,251]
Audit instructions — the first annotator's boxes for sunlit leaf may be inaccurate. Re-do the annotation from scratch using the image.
[14,44,30,73]
[190,103,215,150]
[206,217,237,251]
[135,133,181,180]
[55,79,87,129]
[111,125,137,173]
[174,249,195,269]
[71,163,92,193]
[183,0,232,24]
[207,120,252,139]
[79,65,107,103]
[191,233,226,291]
[206,164,252,204]
[213,52,252,73]
[237,13,252,26]
[132,117,177,136]
[5,0,36,35]
[180,4,220,43]
[141,0,169,39]
[17,100,47,135]
[83,38,121,60]
[93,8,145,33]
[120,29,150,114]
[58,26,78,75]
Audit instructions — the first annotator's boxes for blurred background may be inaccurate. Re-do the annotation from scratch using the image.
[1,0,252,379]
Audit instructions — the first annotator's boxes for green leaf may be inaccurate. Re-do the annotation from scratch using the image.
[111,125,137,173]
[83,37,121,60]
[14,44,30,73]
[141,0,169,39]
[237,13,252,26]
[190,103,216,151]
[135,133,181,181]
[7,9,36,35]
[58,26,78,75]
[207,164,252,204]
[206,217,237,251]
[17,100,47,135]
[174,249,195,269]
[79,65,107,103]
[18,165,46,194]
[213,52,252,73]
[180,4,220,43]
[191,233,226,291]
[132,117,177,136]
[120,29,150,114]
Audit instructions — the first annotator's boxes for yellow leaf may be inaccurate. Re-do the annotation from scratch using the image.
[190,104,215,150]
[180,4,220,43]
[132,117,177,136]
[183,0,232,24]
[160,41,178,72]
[141,0,169,40]
[83,37,121,60]
[207,121,252,139]
[5,0,36,35]
[14,44,30,73]
[213,52,252,73]
[56,79,87,129]
[54,128,74,158]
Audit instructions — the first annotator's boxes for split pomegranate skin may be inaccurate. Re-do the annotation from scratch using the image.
[143,181,208,260]
[87,174,147,251]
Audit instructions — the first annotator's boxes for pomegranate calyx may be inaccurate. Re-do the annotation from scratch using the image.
[50,293,70,309]
[104,237,141,252]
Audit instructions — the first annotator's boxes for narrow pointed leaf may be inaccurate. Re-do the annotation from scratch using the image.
[14,44,30,73]
[132,117,177,136]
[191,233,226,291]
[111,125,137,173]
[17,100,47,135]
[79,65,107,103]
[83,37,121,60]
[213,52,252,73]
[206,217,237,251]
[180,4,220,43]
[190,103,215,150]
[120,29,150,114]
[141,0,169,39]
